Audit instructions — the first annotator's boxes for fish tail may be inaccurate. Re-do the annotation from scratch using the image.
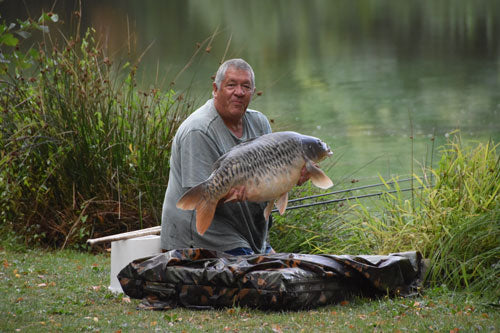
[176,183,218,235]
[176,183,206,210]
[193,199,217,235]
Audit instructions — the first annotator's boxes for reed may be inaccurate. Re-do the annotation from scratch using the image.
[272,134,499,298]
[0,14,194,247]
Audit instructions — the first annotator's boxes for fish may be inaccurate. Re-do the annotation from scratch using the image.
[176,131,334,235]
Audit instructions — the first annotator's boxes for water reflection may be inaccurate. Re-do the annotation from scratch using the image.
[2,0,499,182]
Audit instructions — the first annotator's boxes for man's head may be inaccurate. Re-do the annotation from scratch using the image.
[213,59,256,124]
[214,59,255,90]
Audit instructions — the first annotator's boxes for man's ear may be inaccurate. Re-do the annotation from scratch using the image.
[212,82,218,97]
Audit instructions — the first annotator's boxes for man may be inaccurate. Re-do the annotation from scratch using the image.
[161,59,307,255]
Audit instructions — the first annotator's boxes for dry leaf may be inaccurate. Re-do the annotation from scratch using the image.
[272,324,283,333]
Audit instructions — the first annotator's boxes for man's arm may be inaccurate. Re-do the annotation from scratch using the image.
[179,130,221,188]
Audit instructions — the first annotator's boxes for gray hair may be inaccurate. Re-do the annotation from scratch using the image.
[214,58,255,90]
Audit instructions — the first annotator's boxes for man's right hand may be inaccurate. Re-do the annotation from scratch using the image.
[220,185,247,204]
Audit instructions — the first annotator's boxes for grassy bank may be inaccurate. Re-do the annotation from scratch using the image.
[1,246,499,332]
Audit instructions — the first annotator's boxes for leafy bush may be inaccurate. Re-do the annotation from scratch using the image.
[0,13,193,247]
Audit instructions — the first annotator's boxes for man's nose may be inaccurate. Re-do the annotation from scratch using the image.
[234,85,245,96]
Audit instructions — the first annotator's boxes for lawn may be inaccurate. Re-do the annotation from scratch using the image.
[1,246,498,332]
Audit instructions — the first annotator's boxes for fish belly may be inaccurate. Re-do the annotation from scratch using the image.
[244,162,303,202]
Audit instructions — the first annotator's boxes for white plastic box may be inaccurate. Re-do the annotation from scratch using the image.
[108,235,162,293]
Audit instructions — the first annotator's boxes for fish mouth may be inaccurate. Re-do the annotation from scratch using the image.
[323,142,333,156]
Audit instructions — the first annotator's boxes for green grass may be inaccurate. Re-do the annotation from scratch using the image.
[1,246,499,332]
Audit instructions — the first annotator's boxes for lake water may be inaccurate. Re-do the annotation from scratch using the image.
[3,0,500,186]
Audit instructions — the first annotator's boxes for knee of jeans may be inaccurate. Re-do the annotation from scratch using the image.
[225,247,254,256]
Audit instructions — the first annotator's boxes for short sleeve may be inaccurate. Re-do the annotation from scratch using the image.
[179,130,220,188]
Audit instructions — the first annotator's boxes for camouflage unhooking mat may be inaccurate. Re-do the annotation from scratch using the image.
[118,248,423,311]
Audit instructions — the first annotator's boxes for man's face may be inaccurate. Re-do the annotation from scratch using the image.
[213,67,254,122]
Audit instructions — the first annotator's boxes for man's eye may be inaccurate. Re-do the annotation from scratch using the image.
[243,85,251,90]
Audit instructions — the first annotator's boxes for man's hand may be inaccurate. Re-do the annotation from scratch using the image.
[220,185,247,205]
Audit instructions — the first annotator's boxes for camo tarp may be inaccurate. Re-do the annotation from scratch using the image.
[118,248,423,310]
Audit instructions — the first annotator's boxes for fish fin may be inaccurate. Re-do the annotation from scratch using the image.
[195,200,217,235]
[306,160,334,189]
[263,199,275,222]
[176,183,205,210]
[176,184,218,235]
[275,192,288,215]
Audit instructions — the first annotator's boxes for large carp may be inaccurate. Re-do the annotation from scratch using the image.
[176,131,333,235]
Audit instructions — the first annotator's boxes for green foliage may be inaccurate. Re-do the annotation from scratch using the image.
[273,134,499,299]
[0,13,192,247]
[270,184,360,254]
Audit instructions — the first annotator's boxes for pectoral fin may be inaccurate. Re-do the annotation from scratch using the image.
[264,199,275,222]
[306,160,333,189]
[275,192,288,215]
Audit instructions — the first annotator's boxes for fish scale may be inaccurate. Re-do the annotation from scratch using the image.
[176,131,334,235]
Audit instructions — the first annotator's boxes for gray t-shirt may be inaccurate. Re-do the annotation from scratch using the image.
[161,99,272,253]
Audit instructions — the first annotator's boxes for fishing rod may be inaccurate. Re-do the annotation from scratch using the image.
[272,186,425,213]
[288,177,416,204]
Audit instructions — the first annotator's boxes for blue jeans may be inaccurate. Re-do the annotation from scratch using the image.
[225,245,273,256]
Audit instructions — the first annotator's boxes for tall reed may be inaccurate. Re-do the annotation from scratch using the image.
[0,14,195,247]
[271,134,499,298]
